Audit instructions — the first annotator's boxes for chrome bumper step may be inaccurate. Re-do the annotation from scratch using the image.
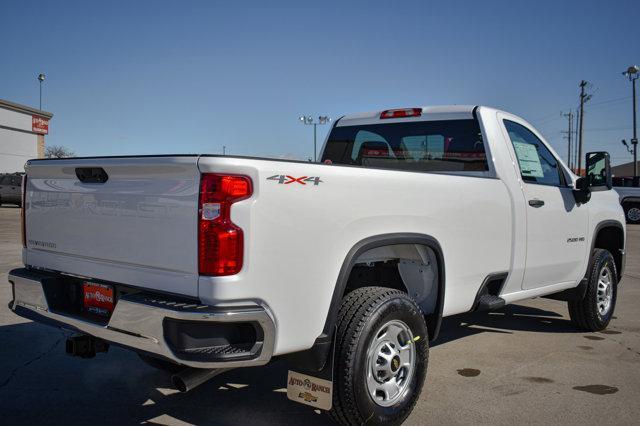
[8,268,275,369]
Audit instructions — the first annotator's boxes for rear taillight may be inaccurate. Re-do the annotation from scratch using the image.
[21,174,27,247]
[198,173,252,276]
[380,108,422,119]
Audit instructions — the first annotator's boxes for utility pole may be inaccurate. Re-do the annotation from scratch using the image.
[561,110,574,168]
[574,107,580,172]
[623,66,639,177]
[222,145,227,155]
[577,80,592,175]
[635,76,638,177]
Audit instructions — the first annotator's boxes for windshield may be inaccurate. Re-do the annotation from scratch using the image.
[321,119,488,173]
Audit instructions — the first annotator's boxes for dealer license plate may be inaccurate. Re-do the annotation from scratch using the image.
[82,282,114,317]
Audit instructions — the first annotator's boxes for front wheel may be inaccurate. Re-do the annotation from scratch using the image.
[568,248,618,331]
[329,287,429,425]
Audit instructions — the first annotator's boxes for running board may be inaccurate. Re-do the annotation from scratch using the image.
[475,294,506,311]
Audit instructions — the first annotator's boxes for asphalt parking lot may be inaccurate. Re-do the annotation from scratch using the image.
[0,205,639,425]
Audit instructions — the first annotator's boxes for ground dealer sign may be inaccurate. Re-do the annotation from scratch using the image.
[32,116,49,134]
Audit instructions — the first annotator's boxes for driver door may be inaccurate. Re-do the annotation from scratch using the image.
[502,119,588,290]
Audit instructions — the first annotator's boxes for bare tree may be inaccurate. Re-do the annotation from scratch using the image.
[45,145,75,158]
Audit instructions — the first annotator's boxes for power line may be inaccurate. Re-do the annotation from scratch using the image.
[586,95,631,107]
[531,111,562,123]
[533,115,563,126]
[532,96,631,125]
[583,126,632,132]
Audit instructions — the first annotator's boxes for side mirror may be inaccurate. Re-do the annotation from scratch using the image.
[573,176,591,204]
[573,151,612,204]
[586,151,612,190]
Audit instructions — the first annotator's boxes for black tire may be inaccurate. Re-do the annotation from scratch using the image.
[568,248,618,331]
[138,353,183,373]
[623,202,640,224]
[329,287,429,426]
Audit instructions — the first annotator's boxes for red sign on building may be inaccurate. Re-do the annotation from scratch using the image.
[32,116,49,134]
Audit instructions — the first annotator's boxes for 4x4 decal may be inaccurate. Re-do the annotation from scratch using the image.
[267,175,322,186]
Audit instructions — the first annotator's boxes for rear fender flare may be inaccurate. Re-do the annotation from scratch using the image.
[321,233,445,342]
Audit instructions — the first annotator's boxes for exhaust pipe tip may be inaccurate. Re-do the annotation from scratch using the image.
[171,368,231,393]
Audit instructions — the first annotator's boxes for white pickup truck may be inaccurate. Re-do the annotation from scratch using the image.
[9,105,626,425]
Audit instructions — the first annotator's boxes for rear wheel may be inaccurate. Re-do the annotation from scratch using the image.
[138,353,183,373]
[329,287,428,425]
[568,248,618,331]
[623,202,640,224]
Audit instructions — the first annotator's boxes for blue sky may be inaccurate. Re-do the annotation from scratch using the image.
[1,0,639,165]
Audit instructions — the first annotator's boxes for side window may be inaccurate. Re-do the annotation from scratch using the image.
[504,120,562,186]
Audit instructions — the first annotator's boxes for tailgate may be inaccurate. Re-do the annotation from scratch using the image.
[24,156,200,296]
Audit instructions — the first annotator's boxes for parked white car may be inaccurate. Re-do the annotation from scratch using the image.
[612,176,640,224]
[9,105,626,425]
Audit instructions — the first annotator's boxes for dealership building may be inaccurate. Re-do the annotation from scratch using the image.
[0,99,52,173]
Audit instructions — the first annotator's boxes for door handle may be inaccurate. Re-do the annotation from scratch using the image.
[528,199,545,208]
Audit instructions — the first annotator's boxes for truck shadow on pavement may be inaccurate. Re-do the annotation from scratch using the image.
[435,303,574,347]
[0,320,329,425]
[0,302,577,425]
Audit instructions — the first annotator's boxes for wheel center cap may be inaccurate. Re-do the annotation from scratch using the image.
[391,355,401,372]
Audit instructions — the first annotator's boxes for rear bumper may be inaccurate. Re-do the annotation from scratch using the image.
[8,268,276,369]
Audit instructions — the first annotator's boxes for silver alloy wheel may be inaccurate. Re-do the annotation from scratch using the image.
[628,207,640,222]
[365,320,416,407]
[596,265,614,316]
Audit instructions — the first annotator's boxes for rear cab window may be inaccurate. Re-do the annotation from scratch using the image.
[322,119,489,174]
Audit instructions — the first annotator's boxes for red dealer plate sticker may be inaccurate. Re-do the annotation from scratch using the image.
[82,282,114,317]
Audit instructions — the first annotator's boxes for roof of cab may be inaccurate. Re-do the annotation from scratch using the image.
[337,105,480,127]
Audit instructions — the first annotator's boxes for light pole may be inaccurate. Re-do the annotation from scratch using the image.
[623,65,639,177]
[299,115,331,162]
[37,73,46,110]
